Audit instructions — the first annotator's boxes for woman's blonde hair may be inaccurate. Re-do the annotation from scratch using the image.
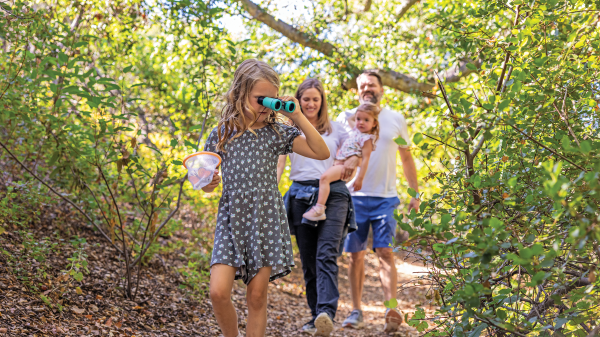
[294,78,332,135]
[356,102,381,148]
[216,59,282,152]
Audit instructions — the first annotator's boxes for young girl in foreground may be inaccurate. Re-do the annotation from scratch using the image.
[303,102,380,221]
[201,59,329,337]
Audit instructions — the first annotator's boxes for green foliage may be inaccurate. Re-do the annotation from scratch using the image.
[63,236,89,282]
[0,0,229,299]
[394,0,600,335]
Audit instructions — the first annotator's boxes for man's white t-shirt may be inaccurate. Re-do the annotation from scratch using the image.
[289,121,349,181]
[336,107,411,198]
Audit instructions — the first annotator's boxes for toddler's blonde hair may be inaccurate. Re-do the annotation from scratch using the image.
[216,59,282,152]
[356,102,381,148]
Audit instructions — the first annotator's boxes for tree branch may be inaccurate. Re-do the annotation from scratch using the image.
[396,0,420,20]
[443,58,483,83]
[0,139,121,254]
[342,68,435,93]
[239,0,335,56]
[239,0,480,94]
[526,277,590,320]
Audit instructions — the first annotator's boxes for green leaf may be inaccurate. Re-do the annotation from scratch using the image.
[468,324,488,337]
[73,272,84,282]
[498,99,510,111]
[466,63,477,70]
[394,137,407,146]
[413,133,423,145]
[123,65,133,73]
[508,176,518,188]
[407,188,417,198]
[561,135,571,149]
[383,298,398,309]
[581,140,591,154]
[172,160,183,165]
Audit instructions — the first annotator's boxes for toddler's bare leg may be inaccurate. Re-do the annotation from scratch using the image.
[246,267,273,337]
[317,165,345,206]
[210,264,239,337]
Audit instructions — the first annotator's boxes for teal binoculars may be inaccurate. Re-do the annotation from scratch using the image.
[257,97,296,113]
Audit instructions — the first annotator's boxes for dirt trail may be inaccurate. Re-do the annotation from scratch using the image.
[213,248,432,337]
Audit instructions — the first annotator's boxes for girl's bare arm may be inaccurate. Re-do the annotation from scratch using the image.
[277,155,287,185]
[352,140,373,191]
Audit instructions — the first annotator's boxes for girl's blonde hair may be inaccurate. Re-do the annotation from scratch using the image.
[294,78,332,135]
[216,59,282,152]
[356,102,381,148]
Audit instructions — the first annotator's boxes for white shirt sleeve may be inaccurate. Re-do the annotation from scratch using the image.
[395,112,411,148]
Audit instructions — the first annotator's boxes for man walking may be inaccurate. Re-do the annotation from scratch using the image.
[336,71,420,332]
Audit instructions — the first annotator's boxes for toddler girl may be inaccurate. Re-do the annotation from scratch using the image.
[201,59,329,337]
[303,102,380,221]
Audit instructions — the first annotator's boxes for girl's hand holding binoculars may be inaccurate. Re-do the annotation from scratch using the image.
[278,96,302,120]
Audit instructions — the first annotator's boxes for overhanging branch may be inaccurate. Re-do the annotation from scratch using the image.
[239,0,335,56]
[239,0,478,94]
[396,0,420,19]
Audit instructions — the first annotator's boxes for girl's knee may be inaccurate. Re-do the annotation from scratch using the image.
[319,174,332,184]
[210,287,232,305]
[246,287,268,310]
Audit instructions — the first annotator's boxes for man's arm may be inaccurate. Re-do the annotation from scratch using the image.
[398,147,420,212]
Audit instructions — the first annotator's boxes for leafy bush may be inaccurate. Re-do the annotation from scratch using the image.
[0,0,234,299]
[397,0,600,335]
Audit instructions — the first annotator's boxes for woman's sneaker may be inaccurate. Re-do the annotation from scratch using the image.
[314,312,334,336]
[342,309,364,329]
[300,318,316,335]
[384,308,403,332]
[302,204,326,221]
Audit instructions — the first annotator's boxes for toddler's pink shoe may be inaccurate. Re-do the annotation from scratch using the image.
[302,204,326,221]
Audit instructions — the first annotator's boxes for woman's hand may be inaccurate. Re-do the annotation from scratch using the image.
[201,169,221,192]
[278,96,302,121]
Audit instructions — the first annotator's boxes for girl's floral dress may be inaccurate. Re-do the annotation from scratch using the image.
[204,123,300,284]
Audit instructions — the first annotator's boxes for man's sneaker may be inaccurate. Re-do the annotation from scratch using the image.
[303,204,326,221]
[384,308,403,332]
[342,309,364,329]
[300,318,317,335]
[314,312,334,336]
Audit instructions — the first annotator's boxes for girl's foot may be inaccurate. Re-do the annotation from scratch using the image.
[302,204,326,221]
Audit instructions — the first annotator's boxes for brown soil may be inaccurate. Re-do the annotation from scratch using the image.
[0,212,434,336]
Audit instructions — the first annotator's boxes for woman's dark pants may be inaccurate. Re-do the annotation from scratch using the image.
[290,193,348,321]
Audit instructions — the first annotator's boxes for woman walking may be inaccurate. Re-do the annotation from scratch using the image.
[278,78,356,337]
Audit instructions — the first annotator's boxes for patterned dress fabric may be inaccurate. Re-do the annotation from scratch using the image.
[335,128,375,160]
[204,123,301,284]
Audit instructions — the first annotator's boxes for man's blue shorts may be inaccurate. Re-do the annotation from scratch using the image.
[344,196,400,253]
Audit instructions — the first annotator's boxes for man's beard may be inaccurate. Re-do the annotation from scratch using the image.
[359,90,382,104]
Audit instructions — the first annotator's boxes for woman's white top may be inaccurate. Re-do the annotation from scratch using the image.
[288,121,349,181]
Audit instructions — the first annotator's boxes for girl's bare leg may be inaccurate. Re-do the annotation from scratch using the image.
[246,267,273,337]
[316,165,346,206]
[210,264,239,337]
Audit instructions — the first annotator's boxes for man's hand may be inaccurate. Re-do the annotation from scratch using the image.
[201,169,221,192]
[341,156,360,181]
[408,197,420,213]
[352,178,363,191]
